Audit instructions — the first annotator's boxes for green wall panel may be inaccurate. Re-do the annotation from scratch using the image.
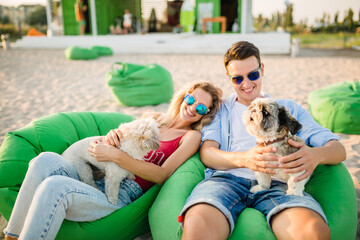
[61,0,142,36]
[94,0,142,35]
[195,0,220,33]
[62,0,78,35]
[195,0,242,34]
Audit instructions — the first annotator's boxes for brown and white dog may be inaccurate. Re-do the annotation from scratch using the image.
[243,98,309,196]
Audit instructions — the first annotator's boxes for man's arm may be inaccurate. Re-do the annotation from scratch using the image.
[200,140,279,174]
[279,139,346,182]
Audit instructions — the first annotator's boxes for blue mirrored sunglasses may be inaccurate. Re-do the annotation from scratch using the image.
[228,65,262,85]
[184,94,210,116]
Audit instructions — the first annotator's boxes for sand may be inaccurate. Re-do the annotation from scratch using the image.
[0,48,359,237]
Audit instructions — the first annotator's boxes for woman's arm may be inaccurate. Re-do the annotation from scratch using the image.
[88,130,202,185]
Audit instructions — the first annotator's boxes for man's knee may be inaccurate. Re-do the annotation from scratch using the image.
[182,204,229,240]
[183,205,208,231]
[301,218,330,240]
[272,207,330,240]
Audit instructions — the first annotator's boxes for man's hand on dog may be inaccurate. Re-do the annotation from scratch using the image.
[278,139,320,182]
[244,145,279,174]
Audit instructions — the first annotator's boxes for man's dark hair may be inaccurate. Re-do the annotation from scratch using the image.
[224,41,261,70]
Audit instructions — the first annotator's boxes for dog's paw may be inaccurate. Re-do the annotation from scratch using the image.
[127,173,136,180]
[108,197,118,205]
[286,189,304,196]
[250,185,268,193]
[83,180,98,189]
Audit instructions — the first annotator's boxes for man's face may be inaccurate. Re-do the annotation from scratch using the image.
[226,56,264,106]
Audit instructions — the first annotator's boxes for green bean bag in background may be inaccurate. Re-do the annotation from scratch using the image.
[90,46,113,56]
[0,112,161,240]
[308,81,360,134]
[65,46,98,60]
[107,62,174,106]
[149,154,357,239]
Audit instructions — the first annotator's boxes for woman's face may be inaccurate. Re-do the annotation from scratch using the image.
[180,88,213,124]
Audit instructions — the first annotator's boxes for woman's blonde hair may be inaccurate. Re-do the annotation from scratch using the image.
[153,82,222,131]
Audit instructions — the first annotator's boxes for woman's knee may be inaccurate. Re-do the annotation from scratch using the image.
[29,152,76,178]
[36,175,72,196]
[29,152,62,168]
[33,176,79,210]
[27,152,62,179]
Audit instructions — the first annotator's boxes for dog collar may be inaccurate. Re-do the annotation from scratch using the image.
[257,135,287,147]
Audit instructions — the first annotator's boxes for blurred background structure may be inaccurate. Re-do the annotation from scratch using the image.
[0,0,359,53]
[0,1,359,239]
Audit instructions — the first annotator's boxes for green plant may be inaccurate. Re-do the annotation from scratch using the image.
[292,32,360,49]
[0,24,31,42]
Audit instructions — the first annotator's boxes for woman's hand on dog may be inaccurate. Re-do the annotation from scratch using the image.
[278,139,320,182]
[105,129,123,147]
[88,140,122,162]
[244,145,280,174]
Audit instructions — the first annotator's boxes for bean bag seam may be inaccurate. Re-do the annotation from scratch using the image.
[14,125,43,154]
[0,131,40,159]
[59,113,82,141]
[89,112,109,135]
[172,170,204,176]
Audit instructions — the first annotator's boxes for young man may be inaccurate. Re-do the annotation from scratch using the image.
[180,41,346,240]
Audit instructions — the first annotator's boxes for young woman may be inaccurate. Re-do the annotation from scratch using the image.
[4,82,222,240]
[74,0,87,35]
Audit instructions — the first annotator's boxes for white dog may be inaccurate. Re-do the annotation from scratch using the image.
[62,117,160,205]
[243,98,310,196]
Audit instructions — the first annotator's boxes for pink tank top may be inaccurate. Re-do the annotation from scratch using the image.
[135,133,185,192]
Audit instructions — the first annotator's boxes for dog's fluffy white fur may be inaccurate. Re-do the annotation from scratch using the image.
[243,98,310,196]
[62,117,160,205]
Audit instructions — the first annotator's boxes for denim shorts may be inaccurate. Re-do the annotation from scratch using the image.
[179,172,327,235]
[79,19,86,26]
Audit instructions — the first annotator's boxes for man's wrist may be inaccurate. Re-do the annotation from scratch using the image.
[230,151,247,168]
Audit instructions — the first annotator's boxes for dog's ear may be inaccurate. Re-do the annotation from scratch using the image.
[278,106,302,135]
[142,137,160,150]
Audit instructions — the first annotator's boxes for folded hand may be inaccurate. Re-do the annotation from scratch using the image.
[242,145,280,174]
[88,139,120,162]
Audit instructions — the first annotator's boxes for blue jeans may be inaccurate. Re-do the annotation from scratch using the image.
[3,152,142,240]
[180,172,327,235]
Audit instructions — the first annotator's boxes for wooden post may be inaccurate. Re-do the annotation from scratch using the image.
[202,16,227,34]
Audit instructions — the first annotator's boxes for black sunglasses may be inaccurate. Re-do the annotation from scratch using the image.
[228,65,262,85]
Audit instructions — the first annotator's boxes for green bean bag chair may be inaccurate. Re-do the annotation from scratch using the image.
[90,46,113,56]
[65,46,98,60]
[107,62,174,106]
[149,154,357,239]
[308,81,360,134]
[0,112,161,240]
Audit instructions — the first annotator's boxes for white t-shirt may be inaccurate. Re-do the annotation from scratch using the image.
[123,13,132,25]
[221,102,258,180]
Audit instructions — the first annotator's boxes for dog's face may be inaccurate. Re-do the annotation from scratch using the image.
[120,117,160,151]
[243,98,302,142]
